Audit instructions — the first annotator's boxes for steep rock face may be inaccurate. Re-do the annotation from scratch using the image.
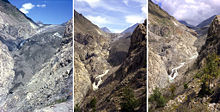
[107,36,130,66]
[0,41,14,106]
[0,19,73,112]
[194,15,216,52]
[198,15,220,66]
[80,20,146,112]
[74,10,111,105]
[148,0,198,94]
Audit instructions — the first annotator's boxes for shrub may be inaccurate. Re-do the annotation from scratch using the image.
[90,97,97,112]
[169,84,176,98]
[74,104,81,112]
[120,87,139,112]
[184,83,188,89]
[198,53,220,97]
[149,87,167,108]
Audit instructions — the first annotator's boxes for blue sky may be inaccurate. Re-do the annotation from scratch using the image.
[74,0,147,33]
[9,0,72,24]
[152,0,220,26]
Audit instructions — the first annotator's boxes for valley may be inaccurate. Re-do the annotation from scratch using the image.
[74,9,146,111]
[149,0,220,111]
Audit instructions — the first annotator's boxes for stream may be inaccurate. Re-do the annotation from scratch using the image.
[92,70,109,91]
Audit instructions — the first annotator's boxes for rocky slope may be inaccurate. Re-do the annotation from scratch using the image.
[0,0,38,40]
[0,41,14,106]
[0,19,73,112]
[148,0,198,94]
[74,10,111,105]
[156,15,220,112]
[0,1,73,111]
[149,1,220,111]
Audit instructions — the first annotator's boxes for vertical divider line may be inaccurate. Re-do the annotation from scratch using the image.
[72,0,75,110]
[146,0,149,111]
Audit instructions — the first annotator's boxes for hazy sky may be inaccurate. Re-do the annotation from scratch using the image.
[152,0,220,26]
[75,0,147,33]
[9,0,72,24]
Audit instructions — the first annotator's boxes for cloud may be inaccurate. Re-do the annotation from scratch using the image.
[152,0,220,26]
[76,0,100,8]
[123,0,129,6]
[86,15,108,26]
[111,28,125,33]
[76,0,128,13]
[19,3,46,14]
[125,15,145,25]
[36,4,46,8]
[19,3,35,14]
[141,4,147,15]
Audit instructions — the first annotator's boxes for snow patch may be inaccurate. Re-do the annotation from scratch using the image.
[29,22,38,29]
[189,53,198,60]
[53,32,62,38]
[168,62,185,81]
[92,70,109,91]
[173,21,178,26]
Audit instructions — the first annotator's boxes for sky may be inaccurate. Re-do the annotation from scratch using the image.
[9,0,72,24]
[152,0,220,26]
[74,0,147,33]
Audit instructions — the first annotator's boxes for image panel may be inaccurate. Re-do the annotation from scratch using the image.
[148,0,220,111]
[0,0,73,111]
[74,0,147,111]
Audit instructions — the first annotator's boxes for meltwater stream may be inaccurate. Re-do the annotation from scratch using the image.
[92,70,109,91]
[168,53,198,81]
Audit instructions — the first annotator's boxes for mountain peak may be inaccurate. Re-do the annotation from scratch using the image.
[101,27,111,33]
[208,15,220,37]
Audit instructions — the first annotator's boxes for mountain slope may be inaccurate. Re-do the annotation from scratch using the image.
[0,19,73,112]
[74,10,106,36]
[148,0,198,95]
[161,15,220,112]
[0,0,38,39]
[197,15,216,28]
[121,23,139,34]
[74,10,111,105]
[179,20,195,28]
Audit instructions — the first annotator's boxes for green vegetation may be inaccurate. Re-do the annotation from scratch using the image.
[74,104,81,112]
[90,97,97,112]
[196,53,220,97]
[149,87,167,108]
[184,83,188,89]
[169,84,176,98]
[120,87,139,112]
[54,98,67,104]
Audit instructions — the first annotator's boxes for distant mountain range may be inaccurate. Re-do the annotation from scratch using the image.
[179,20,195,28]
[196,15,216,28]
[178,15,216,29]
